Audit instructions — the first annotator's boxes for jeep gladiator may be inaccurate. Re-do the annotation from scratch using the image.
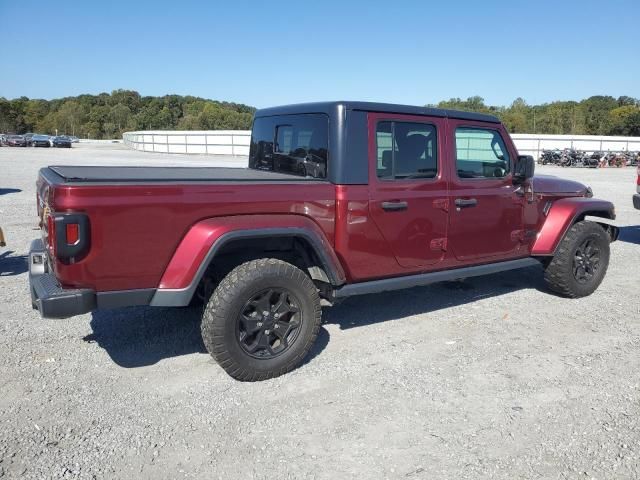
[29,101,618,380]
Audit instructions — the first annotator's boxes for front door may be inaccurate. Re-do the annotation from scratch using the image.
[446,119,524,262]
[367,113,449,269]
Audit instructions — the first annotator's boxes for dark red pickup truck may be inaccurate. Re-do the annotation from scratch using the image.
[29,101,618,380]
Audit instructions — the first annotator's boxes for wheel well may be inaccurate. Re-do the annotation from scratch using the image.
[575,211,619,242]
[575,210,614,222]
[533,209,617,259]
[194,235,332,303]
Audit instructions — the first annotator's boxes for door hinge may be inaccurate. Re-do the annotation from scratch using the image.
[432,198,449,212]
[430,237,447,251]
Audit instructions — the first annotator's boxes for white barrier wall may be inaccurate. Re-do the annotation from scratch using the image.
[122,130,251,156]
[123,130,640,159]
[511,134,640,159]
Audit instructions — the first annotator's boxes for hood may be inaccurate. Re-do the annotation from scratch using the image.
[532,174,587,195]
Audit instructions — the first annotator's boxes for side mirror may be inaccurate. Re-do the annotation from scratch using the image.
[514,155,535,183]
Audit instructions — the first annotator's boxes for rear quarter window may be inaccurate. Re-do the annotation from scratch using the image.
[249,114,329,179]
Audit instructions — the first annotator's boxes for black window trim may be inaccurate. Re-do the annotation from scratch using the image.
[374,119,440,183]
[453,125,512,181]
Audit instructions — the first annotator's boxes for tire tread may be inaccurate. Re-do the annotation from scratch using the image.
[543,220,610,298]
[201,258,321,381]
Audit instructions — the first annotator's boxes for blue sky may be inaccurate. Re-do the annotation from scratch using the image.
[0,0,638,108]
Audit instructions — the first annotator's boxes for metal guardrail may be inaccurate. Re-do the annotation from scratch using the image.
[122,130,250,156]
[123,130,640,160]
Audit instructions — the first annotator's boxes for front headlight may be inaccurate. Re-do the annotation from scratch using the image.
[584,186,593,198]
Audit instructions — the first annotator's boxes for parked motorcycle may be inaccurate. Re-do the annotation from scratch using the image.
[538,149,562,165]
[538,149,637,168]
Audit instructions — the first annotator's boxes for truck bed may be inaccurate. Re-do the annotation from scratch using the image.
[37,166,336,292]
[46,166,314,184]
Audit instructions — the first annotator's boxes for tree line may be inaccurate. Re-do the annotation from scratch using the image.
[432,95,640,136]
[1,90,639,138]
[0,90,255,139]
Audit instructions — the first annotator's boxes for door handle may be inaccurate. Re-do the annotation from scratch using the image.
[455,198,478,208]
[381,201,408,212]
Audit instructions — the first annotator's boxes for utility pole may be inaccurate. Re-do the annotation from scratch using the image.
[533,109,536,134]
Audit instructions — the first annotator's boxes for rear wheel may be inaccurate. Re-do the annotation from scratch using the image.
[543,220,610,298]
[201,258,321,381]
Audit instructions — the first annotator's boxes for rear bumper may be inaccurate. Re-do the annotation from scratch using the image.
[633,194,640,210]
[29,238,155,318]
[30,273,97,318]
[29,239,96,318]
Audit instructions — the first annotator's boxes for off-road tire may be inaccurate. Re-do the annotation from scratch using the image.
[544,220,610,298]
[201,258,322,381]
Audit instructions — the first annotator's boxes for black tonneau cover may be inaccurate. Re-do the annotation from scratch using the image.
[46,166,316,183]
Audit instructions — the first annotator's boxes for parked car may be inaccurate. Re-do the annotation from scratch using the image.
[634,165,640,209]
[69,136,80,143]
[31,134,51,147]
[50,136,72,148]
[23,133,35,146]
[29,101,618,381]
[5,135,27,147]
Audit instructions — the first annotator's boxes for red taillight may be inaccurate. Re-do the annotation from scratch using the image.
[636,165,640,185]
[66,223,79,245]
[48,213,89,260]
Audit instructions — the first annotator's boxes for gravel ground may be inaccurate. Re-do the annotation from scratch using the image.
[0,144,639,479]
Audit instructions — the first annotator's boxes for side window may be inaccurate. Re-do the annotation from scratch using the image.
[249,114,328,179]
[455,127,510,179]
[376,121,437,180]
[275,125,293,153]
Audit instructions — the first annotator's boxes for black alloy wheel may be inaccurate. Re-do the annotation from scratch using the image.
[572,238,600,284]
[236,288,302,359]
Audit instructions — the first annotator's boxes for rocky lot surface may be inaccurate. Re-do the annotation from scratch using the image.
[0,144,639,479]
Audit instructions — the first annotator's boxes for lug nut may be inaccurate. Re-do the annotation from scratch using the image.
[274,324,279,329]
[257,322,263,327]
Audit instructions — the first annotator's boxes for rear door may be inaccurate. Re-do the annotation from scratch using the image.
[446,119,524,262]
[367,113,449,269]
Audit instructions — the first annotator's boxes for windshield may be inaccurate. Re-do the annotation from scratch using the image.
[249,114,328,179]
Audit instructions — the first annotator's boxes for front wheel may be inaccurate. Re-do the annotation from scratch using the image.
[543,221,610,298]
[201,258,322,381]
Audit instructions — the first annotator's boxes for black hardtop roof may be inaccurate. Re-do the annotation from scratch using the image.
[255,101,501,124]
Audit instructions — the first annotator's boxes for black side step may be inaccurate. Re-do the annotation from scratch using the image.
[334,258,540,298]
